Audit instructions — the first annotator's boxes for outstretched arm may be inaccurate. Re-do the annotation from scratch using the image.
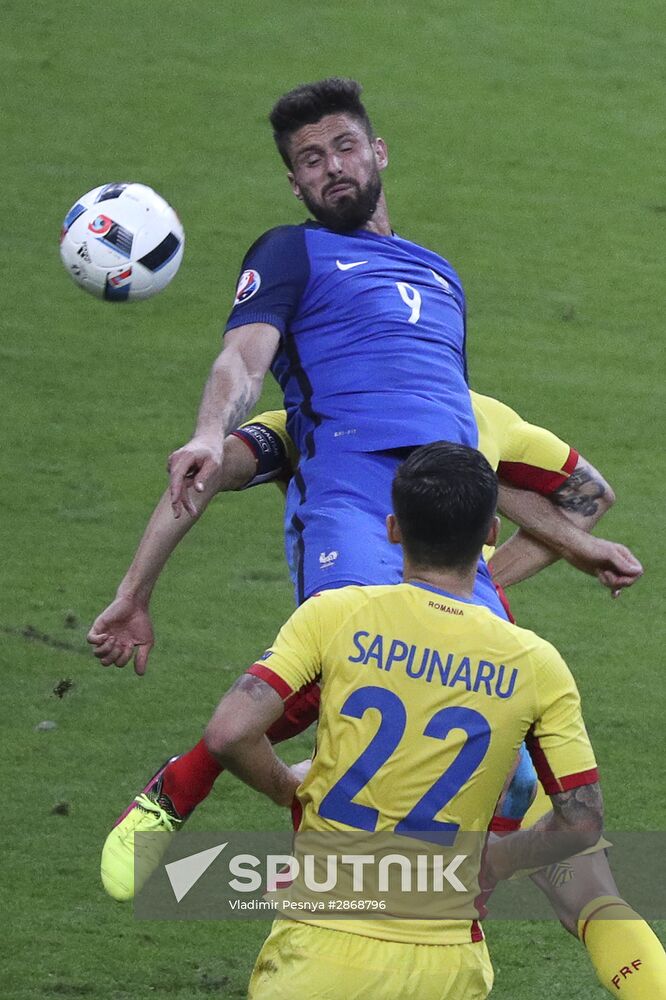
[87,434,258,674]
[490,456,643,596]
[168,323,280,518]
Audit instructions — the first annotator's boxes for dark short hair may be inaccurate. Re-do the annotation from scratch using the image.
[269,77,374,168]
[391,442,498,570]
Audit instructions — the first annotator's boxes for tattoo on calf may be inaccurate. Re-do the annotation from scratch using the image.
[553,469,605,516]
[544,860,575,888]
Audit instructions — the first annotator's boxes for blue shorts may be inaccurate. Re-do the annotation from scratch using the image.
[284,449,508,619]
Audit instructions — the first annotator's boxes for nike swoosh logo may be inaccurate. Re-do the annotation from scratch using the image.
[336,259,368,270]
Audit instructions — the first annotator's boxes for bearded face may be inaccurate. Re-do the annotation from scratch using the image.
[287,113,387,233]
[299,169,383,232]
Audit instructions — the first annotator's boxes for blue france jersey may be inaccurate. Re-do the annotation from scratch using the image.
[225,223,477,456]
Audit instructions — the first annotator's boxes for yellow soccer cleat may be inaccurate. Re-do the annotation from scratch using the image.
[101,758,186,901]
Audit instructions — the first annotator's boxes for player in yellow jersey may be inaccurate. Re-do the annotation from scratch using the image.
[204,441,603,999]
[91,397,663,1000]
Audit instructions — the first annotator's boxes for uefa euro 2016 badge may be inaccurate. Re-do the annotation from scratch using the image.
[234,269,261,305]
[88,214,114,237]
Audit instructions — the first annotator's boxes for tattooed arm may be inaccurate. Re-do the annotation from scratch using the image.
[204,672,304,807]
[490,456,642,595]
[168,323,280,518]
[550,456,615,520]
[485,782,604,882]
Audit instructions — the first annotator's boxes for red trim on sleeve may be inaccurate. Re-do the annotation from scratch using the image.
[497,447,580,495]
[562,447,579,476]
[527,730,599,793]
[525,730,558,790]
[554,768,600,792]
[246,663,293,700]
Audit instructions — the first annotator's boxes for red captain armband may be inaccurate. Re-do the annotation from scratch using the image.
[246,662,293,700]
[498,447,579,496]
[231,423,292,488]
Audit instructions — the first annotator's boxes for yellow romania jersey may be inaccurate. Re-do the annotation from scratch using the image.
[472,391,577,491]
[249,582,598,944]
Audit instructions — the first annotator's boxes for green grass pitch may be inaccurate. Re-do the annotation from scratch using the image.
[2,2,664,997]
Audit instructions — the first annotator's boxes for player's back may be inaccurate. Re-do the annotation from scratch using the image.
[296,583,554,841]
[261,580,591,943]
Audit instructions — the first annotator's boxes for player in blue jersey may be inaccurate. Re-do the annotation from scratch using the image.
[167,77,503,609]
[101,79,663,996]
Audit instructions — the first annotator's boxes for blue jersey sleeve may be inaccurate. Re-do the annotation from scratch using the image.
[225,225,310,335]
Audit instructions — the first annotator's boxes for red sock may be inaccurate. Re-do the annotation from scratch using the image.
[160,684,320,816]
[161,740,223,816]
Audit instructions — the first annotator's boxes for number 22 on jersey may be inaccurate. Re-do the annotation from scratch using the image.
[319,685,491,842]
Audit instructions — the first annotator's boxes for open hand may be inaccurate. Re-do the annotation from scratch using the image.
[87,595,155,675]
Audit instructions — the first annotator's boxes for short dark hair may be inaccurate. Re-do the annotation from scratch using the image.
[269,77,374,168]
[391,442,498,570]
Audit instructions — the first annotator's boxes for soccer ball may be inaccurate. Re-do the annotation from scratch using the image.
[59,182,185,301]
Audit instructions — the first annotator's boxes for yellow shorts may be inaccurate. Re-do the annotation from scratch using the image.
[248,919,494,1000]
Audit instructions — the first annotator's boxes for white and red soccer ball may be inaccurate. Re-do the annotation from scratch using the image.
[59,183,184,301]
